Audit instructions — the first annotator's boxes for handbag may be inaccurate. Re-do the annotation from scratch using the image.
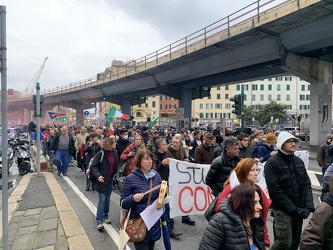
[124,178,153,242]
[113,159,131,192]
[204,195,219,222]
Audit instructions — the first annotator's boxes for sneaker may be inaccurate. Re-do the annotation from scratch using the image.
[62,173,67,176]
[169,229,182,238]
[103,218,111,224]
[86,188,90,191]
[97,224,104,230]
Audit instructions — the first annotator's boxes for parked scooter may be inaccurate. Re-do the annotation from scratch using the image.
[0,147,14,178]
[15,139,31,175]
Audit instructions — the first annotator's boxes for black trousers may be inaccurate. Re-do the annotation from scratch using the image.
[133,241,155,250]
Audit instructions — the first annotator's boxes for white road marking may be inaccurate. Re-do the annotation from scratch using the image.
[307,170,322,190]
[63,176,133,250]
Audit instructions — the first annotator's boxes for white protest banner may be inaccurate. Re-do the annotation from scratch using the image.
[169,159,213,218]
[294,150,310,169]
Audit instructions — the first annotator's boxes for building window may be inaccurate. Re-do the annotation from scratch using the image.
[268,94,272,101]
[307,85,310,91]
[300,95,305,101]
[138,104,142,108]
[225,103,230,109]
[301,85,305,91]
[286,94,290,101]
[252,95,256,101]
[145,103,148,108]
[237,85,240,91]
[275,77,282,81]
[286,105,292,109]
[252,85,257,91]
[260,94,264,101]
[286,85,290,91]
[206,103,213,109]
[243,85,249,91]
[260,85,264,91]
[208,113,214,119]
[268,78,272,81]
[225,94,229,99]
[152,101,155,108]
[277,94,281,101]
[268,85,272,91]
[199,103,203,109]
[208,95,211,99]
[224,113,230,118]
[199,113,204,118]
[225,85,229,90]
[217,94,221,99]
[217,86,221,90]
[243,94,247,101]
[277,84,281,91]
[215,113,223,119]
[306,95,310,101]
[215,103,222,109]
[285,77,292,81]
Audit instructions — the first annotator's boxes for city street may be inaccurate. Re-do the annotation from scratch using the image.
[0,157,324,249]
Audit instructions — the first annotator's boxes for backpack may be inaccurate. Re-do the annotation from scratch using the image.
[88,150,104,182]
[112,159,130,193]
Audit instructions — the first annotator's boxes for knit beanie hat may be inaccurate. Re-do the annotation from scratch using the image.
[265,132,277,143]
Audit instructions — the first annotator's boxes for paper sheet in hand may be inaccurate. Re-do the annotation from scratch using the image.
[140,199,164,231]
[229,171,240,190]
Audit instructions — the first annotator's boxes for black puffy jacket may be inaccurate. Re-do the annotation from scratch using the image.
[199,199,265,250]
[205,151,240,196]
[153,149,169,181]
[264,151,315,216]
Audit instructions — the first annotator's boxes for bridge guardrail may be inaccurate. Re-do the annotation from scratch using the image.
[17,0,298,100]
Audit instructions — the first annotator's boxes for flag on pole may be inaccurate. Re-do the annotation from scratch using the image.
[106,106,130,120]
[149,117,159,126]
[107,120,114,136]
[48,112,67,121]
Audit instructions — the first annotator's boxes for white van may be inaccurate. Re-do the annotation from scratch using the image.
[281,127,301,136]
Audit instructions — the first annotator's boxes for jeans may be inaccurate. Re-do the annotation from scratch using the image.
[29,132,34,143]
[96,179,113,224]
[48,151,54,167]
[55,150,70,174]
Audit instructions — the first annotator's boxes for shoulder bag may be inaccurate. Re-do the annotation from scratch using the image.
[123,178,153,242]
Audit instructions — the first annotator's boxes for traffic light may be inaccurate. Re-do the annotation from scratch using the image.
[130,116,135,121]
[230,94,242,115]
[33,95,44,117]
[103,95,106,101]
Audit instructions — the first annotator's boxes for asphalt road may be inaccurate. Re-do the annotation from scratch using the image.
[0,159,324,249]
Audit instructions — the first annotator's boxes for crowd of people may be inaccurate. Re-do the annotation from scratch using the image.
[25,121,333,250]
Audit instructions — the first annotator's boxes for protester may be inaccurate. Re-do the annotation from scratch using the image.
[194,133,214,164]
[153,138,182,238]
[199,184,265,250]
[75,126,88,171]
[205,137,240,197]
[213,135,223,159]
[51,126,76,176]
[165,130,174,145]
[90,137,119,230]
[300,175,333,250]
[250,130,264,149]
[146,130,160,152]
[214,158,271,249]
[140,126,150,146]
[189,130,202,162]
[84,133,101,191]
[167,135,195,225]
[120,133,145,176]
[253,132,277,162]
[46,129,56,167]
[121,149,162,250]
[317,134,333,177]
[264,131,315,249]
[28,121,36,144]
[115,129,131,158]
[225,131,234,138]
[237,132,252,159]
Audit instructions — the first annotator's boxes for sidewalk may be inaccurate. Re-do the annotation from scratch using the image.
[0,172,93,250]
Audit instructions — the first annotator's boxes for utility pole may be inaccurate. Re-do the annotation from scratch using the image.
[0,5,9,250]
[241,85,245,132]
[35,82,42,176]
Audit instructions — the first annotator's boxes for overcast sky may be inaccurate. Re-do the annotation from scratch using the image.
[2,0,279,92]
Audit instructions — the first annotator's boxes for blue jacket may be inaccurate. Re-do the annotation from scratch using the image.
[254,143,275,162]
[121,169,162,243]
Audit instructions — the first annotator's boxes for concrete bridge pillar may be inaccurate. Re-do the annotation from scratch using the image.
[310,61,332,145]
[73,104,85,126]
[179,87,192,128]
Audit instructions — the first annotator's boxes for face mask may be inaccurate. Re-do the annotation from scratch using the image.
[123,135,128,140]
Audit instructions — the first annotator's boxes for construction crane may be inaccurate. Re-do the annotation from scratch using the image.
[21,57,48,97]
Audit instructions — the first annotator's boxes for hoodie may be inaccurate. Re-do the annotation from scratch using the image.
[276,131,300,154]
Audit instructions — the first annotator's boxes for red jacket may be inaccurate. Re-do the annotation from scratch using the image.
[120,143,136,175]
[215,184,272,248]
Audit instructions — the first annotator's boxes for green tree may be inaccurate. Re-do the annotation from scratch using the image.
[243,100,287,126]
